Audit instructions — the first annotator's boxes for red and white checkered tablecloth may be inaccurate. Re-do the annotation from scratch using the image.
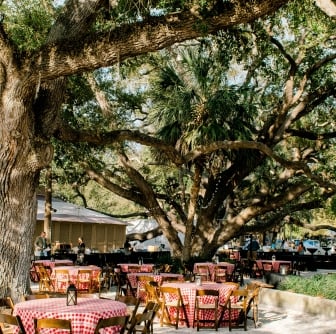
[161,282,239,327]
[117,263,154,273]
[51,266,101,292]
[193,262,235,281]
[13,298,127,334]
[34,259,74,268]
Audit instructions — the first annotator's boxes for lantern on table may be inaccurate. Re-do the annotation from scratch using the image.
[195,275,202,286]
[66,283,77,306]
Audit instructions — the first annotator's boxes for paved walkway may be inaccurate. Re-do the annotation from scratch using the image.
[151,305,336,333]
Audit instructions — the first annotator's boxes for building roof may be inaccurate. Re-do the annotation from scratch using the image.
[37,196,128,226]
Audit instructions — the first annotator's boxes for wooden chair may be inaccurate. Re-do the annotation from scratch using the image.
[163,264,172,273]
[230,262,244,286]
[115,272,137,298]
[98,267,113,296]
[77,269,93,293]
[0,297,15,315]
[159,286,189,329]
[195,265,211,282]
[214,265,229,283]
[222,282,240,290]
[136,276,155,302]
[36,265,54,292]
[24,294,50,301]
[30,262,40,283]
[93,315,129,334]
[127,301,160,334]
[144,282,161,305]
[193,289,219,331]
[220,289,249,331]
[245,283,260,328]
[77,293,99,298]
[0,313,26,334]
[53,269,70,293]
[115,295,141,327]
[34,318,72,333]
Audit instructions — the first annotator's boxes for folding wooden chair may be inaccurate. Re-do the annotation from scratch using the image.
[220,289,249,331]
[93,315,129,334]
[36,265,54,292]
[245,283,261,328]
[136,276,155,302]
[77,269,93,293]
[34,318,72,333]
[98,267,113,296]
[115,272,137,298]
[0,297,15,315]
[115,295,141,327]
[0,313,26,334]
[195,265,211,282]
[53,269,70,293]
[127,302,160,334]
[194,289,219,331]
[24,294,50,301]
[159,286,189,329]
[214,265,229,283]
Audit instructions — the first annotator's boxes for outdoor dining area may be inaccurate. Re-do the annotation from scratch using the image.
[0,257,266,334]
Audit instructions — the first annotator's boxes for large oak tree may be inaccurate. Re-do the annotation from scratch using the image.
[0,0,292,300]
[53,0,336,264]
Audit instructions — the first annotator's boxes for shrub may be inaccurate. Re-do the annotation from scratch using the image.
[278,273,336,300]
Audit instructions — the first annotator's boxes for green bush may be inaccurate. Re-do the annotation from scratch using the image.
[278,273,336,300]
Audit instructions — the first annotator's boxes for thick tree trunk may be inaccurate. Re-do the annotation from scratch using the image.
[0,82,53,302]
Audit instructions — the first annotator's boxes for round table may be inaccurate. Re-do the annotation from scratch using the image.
[13,298,127,334]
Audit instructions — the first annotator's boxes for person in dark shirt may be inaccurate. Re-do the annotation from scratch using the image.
[34,231,49,259]
[77,237,85,254]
